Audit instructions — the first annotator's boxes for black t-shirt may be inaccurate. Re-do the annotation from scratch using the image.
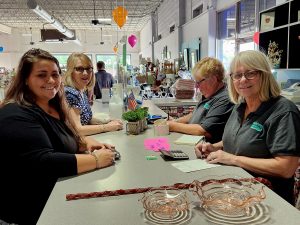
[223,96,300,203]
[189,86,234,143]
[0,103,78,224]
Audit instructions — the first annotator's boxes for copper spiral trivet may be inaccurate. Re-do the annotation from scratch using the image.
[66,183,191,201]
[66,177,272,201]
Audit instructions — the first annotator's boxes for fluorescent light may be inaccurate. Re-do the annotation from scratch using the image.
[27,0,74,39]
[98,18,111,22]
[44,40,69,44]
[33,6,54,23]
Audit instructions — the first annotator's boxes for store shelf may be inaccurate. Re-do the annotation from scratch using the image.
[259,0,300,69]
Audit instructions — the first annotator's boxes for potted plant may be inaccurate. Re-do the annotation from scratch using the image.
[122,107,148,134]
[135,107,149,131]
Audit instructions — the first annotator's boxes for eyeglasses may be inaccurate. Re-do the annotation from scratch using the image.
[74,66,93,74]
[230,70,259,81]
[196,78,207,86]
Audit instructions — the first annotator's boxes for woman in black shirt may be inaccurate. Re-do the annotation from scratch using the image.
[0,49,115,224]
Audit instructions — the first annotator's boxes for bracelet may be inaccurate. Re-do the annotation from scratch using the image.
[91,151,100,169]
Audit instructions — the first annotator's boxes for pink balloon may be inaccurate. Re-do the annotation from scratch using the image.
[128,35,137,48]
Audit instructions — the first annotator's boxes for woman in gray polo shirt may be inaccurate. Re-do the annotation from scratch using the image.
[195,50,300,204]
[168,57,234,143]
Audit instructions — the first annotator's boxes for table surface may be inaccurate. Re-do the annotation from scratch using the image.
[37,100,300,225]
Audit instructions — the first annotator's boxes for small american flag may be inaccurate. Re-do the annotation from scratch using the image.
[127,91,137,110]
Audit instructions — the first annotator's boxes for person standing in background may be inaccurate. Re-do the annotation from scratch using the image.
[94,61,114,99]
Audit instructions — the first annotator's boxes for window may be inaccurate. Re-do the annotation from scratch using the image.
[216,5,236,71]
[193,4,203,18]
[259,0,276,11]
[53,53,92,72]
[238,0,256,34]
[95,54,131,78]
[53,54,70,71]
[217,0,258,71]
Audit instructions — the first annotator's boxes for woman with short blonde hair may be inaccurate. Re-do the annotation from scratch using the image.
[192,57,225,82]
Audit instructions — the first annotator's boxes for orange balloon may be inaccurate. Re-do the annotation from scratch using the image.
[113,45,118,53]
[112,6,128,28]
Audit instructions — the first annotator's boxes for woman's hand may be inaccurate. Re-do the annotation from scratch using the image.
[205,150,237,166]
[84,136,115,151]
[194,142,216,158]
[93,149,115,168]
[112,119,123,125]
[106,120,123,131]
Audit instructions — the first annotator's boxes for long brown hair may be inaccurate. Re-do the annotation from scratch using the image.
[3,48,86,148]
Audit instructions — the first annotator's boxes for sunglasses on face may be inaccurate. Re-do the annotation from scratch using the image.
[74,66,93,73]
[230,70,259,81]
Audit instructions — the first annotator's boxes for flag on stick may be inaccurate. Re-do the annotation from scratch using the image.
[128,91,137,110]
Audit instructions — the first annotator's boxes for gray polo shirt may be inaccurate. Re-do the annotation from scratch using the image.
[223,96,300,203]
[189,85,234,143]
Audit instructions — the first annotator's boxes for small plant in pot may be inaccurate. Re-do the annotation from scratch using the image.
[135,107,149,131]
[122,107,148,134]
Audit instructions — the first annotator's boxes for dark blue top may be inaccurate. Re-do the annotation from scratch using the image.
[94,69,114,99]
[65,86,92,125]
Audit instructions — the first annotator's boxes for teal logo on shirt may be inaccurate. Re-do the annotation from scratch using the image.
[250,122,263,132]
[204,103,210,110]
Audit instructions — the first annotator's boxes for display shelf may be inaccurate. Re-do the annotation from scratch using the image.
[259,0,300,69]
[290,0,300,23]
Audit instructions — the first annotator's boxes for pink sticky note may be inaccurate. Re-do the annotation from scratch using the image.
[144,138,170,152]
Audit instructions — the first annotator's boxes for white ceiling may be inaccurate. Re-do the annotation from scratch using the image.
[0,0,163,32]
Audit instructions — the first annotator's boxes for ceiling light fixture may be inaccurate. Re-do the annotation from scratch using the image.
[27,0,74,39]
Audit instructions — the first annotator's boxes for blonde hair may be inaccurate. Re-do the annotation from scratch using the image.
[64,53,95,92]
[192,57,225,82]
[228,50,280,104]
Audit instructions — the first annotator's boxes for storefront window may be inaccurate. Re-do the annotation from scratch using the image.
[217,1,261,72]
[259,0,276,11]
[95,54,131,78]
[217,6,236,71]
[239,0,256,34]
